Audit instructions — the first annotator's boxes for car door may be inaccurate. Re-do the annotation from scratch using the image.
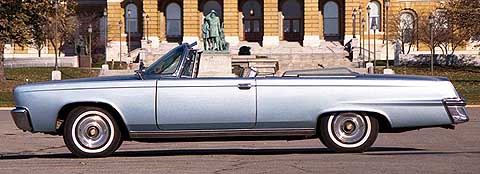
[156,78,257,130]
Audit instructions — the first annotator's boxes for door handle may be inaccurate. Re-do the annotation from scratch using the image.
[238,83,252,90]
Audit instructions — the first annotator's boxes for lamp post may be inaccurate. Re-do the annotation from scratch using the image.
[352,8,357,38]
[362,18,366,67]
[146,15,150,43]
[372,20,377,74]
[367,5,371,63]
[385,0,390,69]
[429,15,434,76]
[53,0,58,70]
[103,8,108,65]
[359,6,363,67]
[50,0,61,80]
[127,9,131,57]
[88,24,92,69]
[142,12,146,40]
[118,20,123,69]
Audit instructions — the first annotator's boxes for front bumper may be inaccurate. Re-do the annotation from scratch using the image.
[10,107,33,132]
[443,98,469,124]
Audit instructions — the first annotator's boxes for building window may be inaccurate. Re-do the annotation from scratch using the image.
[125,3,138,33]
[166,2,182,37]
[400,11,416,43]
[368,1,381,31]
[282,0,302,33]
[323,1,339,35]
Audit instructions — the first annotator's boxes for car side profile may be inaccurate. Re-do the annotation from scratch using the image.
[11,42,469,157]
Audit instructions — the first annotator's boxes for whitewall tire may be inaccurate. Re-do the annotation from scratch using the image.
[63,107,122,157]
[319,112,378,153]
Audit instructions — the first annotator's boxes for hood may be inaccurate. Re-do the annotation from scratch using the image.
[14,75,141,93]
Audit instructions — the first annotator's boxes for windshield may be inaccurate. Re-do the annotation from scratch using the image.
[146,46,184,75]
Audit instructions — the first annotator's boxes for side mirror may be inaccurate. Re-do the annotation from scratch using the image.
[139,61,145,71]
[135,61,146,80]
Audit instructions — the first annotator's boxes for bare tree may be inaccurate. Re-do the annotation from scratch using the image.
[387,11,417,54]
[0,0,34,83]
[45,0,77,58]
[30,1,50,57]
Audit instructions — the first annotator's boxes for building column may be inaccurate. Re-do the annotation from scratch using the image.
[159,11,166,43]
[223,0,240,46]
[106,0,127,62]
[304,0,321,47]
[319,10,324,40]
[183,0,200,45]
[263,0,280,47]
[142,0,160,48]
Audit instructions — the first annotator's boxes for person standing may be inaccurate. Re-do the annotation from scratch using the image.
[207,10,221,50]
[201,18,210,50]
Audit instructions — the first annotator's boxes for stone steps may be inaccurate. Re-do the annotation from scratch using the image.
[110,41,357,77]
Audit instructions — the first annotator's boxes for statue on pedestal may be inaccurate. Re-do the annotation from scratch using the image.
[75,36,87,56]
[202,10,228,52]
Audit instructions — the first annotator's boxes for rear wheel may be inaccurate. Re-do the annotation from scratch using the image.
[63,107,122,157]
[319,112,378,153]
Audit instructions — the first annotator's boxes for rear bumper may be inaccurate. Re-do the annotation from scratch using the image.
[10,107,33,132]
[443,98,469,124]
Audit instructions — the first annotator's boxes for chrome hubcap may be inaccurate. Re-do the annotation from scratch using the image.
[76,115,111,149]
[332,113,367,144]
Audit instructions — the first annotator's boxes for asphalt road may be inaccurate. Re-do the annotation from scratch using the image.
[0,108,479,174]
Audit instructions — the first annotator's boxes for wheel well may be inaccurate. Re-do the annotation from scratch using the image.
[316,111,392,134]
[56,102,130,140]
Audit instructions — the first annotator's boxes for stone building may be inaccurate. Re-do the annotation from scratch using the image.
[6,0,476,70]
[104,0,443,53]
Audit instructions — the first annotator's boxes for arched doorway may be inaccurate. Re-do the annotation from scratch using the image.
[122,1,143,51]
[202,0,223,20]
[165,2,182,42]
[240,0,263,42]
[281,0,303,42]
[323,1,340,41]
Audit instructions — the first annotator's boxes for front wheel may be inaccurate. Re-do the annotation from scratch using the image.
[63,107,122,157]
[319,112,378,153]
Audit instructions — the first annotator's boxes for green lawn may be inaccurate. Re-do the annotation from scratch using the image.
[385,66,480,105]
[0,67,98,107]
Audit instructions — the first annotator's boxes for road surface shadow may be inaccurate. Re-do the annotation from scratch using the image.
[0,147,421,160]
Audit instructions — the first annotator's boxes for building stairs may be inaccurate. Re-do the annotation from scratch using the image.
[100,41,365,76]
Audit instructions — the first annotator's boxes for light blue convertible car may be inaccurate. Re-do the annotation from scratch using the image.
[11,43,469,157]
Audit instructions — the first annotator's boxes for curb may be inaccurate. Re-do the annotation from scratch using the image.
[467,105,480,108]
[0,107,14,111]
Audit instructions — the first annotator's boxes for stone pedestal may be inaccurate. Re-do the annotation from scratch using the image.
[383,69,395,74]
[107,41,127,62]
[351,38,360,67]
[198,53,235,77]
[51,70,61,80]
[366,62,374,74]
[78,55,91,68]
[101,64,109,70]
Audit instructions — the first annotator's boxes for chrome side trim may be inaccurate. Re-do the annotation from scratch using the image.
[129,128,316,139]
[10,107,33,131]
